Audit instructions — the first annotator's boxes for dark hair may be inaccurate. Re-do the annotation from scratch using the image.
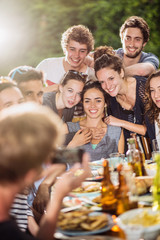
[120,16,149,43]
[8,66,44,85]
[94,49,124,76]
[81,80,109,106]
[60,70,87,86]
[94,46,115,61]
[144,70,160,123]
[0,77,19,93]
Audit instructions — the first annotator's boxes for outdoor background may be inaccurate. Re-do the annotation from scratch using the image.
[0,0,160,75]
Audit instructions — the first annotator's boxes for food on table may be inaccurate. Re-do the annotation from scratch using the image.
[123,210,160,227]
[135,176,153,195]
[92,195,101,204]
[72,182,101,193]
[58,210,108,231]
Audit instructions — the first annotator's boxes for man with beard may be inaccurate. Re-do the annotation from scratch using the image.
[116,16,159,77]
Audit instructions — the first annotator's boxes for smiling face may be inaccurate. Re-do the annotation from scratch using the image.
[83,88,105,119]
[18,80,44,105]
[96,67,124,97]
[122,27,146,58]
[60,79,84,108]
[65,40,88,69]
[0,87,24,110]
[150,76,160,108]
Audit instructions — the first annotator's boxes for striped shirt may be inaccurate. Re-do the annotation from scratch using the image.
[10,193,33,232]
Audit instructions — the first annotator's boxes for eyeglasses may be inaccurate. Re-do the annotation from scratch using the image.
[68,70,88,79]
[10,66,33,80]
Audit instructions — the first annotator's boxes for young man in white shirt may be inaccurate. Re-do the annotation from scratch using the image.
[36,24,96,92]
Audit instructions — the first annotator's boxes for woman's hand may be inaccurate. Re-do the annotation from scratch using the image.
[90,127,106,140]
[67,128,92,147]
[104,115,122,127]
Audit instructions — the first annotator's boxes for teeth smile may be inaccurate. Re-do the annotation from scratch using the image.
[108,88,114,92]
[90,110,97,113]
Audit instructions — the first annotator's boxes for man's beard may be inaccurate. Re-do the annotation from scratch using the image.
[125,46,143,59]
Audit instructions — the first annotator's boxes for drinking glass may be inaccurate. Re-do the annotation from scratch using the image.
[109,152,125,185]
[152,139,160,152]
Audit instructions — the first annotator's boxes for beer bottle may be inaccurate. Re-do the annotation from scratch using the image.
[126,138,142,176]
[101,159,117,214]
[131,133,147,176]
[152,153,160,211]
[116,164,130,215]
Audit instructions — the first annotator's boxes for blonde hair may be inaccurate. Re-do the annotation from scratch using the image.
[0,102,64,182]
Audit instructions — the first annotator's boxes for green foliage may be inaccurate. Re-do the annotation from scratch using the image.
[0,0,159,75]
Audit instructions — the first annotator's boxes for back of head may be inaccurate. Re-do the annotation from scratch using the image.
[8,66,44,85]
[94,46,123,75]
[0,102,64,183]
[120,16,149,43]
[61,24,94,54]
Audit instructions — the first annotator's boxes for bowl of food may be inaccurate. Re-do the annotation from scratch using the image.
[117,208,160,240]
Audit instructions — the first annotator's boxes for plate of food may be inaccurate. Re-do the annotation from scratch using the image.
[57,210,114,236]
[71,182,101,197]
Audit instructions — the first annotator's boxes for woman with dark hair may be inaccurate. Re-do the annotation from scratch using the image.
[43,70,87,122]
[144,70,160,144]
[64,80,124,161]
[94,46,147,151]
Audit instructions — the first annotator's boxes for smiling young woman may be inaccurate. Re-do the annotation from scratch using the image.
[63,80,124,160]
[43,70,86,122]
[94,46,147,151]
[144,70,160,146]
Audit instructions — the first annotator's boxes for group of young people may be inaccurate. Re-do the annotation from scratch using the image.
[0,15,160,240]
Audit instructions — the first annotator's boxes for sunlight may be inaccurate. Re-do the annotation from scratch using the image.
[0,27,10,45]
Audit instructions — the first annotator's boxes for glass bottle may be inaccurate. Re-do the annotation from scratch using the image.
[152,153,160,211]
[131,133,147,176]
[101,159,117,214]
[126,138,142,176]
[116,164,130,215]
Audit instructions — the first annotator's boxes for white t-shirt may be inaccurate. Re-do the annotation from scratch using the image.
[36,56,97,85]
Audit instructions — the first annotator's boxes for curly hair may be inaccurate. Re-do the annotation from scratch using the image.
[61,25,94,54]
[120,16,149,43]
[94,46,115,61]
[94,46,124,76]
[144,70,160,124]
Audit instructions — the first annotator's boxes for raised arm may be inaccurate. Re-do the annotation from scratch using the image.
[124,62,156,77]
[36,153,91,240]
[105,115,147,136]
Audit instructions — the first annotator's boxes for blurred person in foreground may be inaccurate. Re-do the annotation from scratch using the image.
[0,102,90,240]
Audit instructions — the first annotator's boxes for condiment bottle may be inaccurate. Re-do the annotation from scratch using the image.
[131,133,147,176]
[126,138,142,176]
[101,159,117,214]
[116,164,130,215]
[152,153,160,211]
